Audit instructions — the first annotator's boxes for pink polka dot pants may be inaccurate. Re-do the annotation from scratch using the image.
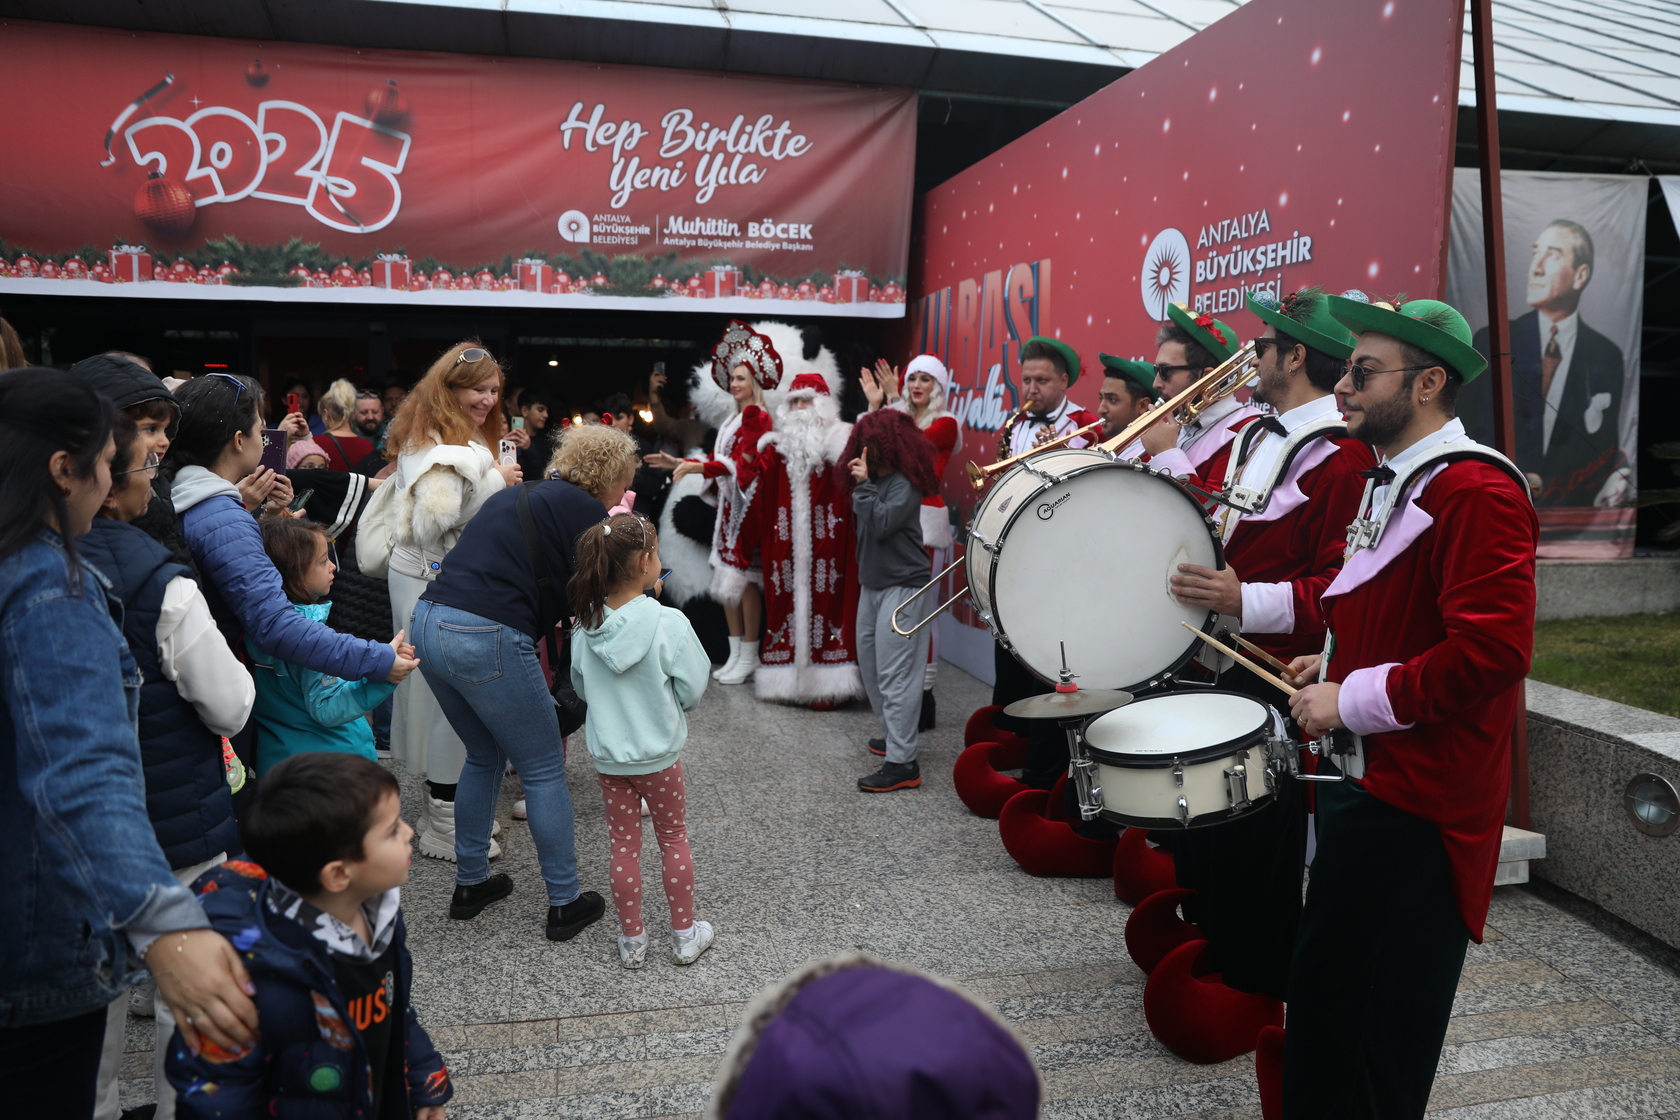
[596,761,694,939]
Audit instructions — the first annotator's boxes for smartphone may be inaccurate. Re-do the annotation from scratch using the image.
[287,488,314,513]
[511,416,525,431]
[498,437,518,466]
[260,428,289,474]
[286,392,300,416]
[647,568,674,599]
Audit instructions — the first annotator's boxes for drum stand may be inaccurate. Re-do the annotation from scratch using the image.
[998,642,1130,824]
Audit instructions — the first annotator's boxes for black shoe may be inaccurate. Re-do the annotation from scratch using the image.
[859,761,921,792]
[449,873,513,920]
[867,737,887,756]
[546,891,606,941]
[919,689,937,731]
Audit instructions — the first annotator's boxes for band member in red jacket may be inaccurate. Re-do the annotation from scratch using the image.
[1161,288,1377,1005]
[1141,303,1259,486]
[1284,295,1536,1119]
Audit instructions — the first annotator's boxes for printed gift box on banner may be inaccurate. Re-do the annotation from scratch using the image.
[834,269,868,302]
[516,258,553,292]
[109,245,151,283]
[704,267,741,298]
[372,253,410,289]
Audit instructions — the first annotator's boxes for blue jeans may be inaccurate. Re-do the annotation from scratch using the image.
[411,599,580,906]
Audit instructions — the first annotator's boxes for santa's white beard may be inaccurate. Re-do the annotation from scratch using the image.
[774,399,839,478]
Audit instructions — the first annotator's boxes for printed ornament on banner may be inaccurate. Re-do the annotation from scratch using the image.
[108,245,149,283]
[834,270,868,302]
[366,79,409,127]
[705,267,741,298]
[134,172,195,237]
[516,258,553,292]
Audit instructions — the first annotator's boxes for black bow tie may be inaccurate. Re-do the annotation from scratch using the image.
[1362,466,1397,483]
[1027,410,1054,424]
[1255,416,1289,438]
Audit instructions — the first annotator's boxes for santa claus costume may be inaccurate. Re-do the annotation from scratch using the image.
[687,320,783,684]
[742,372,863,707]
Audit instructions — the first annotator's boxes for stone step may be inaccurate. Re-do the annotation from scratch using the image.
[1495,825,1548,887]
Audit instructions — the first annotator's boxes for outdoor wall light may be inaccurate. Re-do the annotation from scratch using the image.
[1624,773,1680,838]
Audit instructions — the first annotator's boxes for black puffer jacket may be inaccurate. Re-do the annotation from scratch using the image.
[81,520,237,869]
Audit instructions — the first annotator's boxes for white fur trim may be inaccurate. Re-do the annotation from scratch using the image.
[409,469,467,550]
[656,465,715,607]
[754,661,865,705]
[906,353,951,394]
[919,503,954,550]
[709,561,760,607]
[823,420,852,466]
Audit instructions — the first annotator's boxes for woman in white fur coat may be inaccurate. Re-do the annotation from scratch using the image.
[384,341,523,860]
[645,320,784,685]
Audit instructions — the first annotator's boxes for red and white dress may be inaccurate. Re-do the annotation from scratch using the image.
[698,404,772,607]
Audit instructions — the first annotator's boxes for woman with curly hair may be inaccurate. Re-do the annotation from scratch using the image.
[860,354,958,729]
[841,409,940,793]
[410,424,638,940]
[383,341,525,861]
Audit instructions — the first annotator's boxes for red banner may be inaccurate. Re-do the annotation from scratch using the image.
[911,0,1466,502]
[0,20,915,315]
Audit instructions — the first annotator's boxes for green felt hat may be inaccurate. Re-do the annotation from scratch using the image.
[1246,287,1356,361]
[1023,335,1083,386]
[1165,302,1240,364]
[1098,353,1160,400]
[1326,293,1488,383]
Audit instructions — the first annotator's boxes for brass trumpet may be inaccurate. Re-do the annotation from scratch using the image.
[1097,340,1259,455]
[966,417,1106,489]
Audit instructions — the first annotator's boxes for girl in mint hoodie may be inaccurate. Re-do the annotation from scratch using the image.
[248,517,407,777]
[568,513,713,970]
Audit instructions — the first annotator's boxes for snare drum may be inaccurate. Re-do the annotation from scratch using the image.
[967,450,1222,692]
[1079,691,1287,829]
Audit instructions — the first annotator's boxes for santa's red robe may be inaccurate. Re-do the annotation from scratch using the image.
[1323,458,1537,939]
[741,421,863,704]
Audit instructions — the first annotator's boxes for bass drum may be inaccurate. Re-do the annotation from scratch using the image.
[967,449,1222,692]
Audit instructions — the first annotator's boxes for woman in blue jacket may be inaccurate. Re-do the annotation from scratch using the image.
[0,369,258,1118]
[165,374,418,694]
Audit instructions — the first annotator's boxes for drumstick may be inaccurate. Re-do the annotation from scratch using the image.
[1227,631,1294,676]
[1180,622,1298,696]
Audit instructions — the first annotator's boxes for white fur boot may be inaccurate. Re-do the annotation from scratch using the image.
[712,635,742,681]
[416,797,501,862]
[717,640,760,685]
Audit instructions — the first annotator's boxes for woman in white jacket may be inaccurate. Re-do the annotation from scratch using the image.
[383,341,524,860]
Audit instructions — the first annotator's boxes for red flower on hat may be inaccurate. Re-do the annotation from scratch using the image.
[1193,314,1228,348]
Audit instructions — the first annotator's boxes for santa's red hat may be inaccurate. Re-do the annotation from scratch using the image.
[787,372,831,397]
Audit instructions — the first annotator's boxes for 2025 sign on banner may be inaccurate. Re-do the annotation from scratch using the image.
[0,19,916,314]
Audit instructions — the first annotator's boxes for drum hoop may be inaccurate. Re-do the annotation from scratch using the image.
[1082,690,1273,768]
[981,459,1226,691]
[1097,801,1261,830]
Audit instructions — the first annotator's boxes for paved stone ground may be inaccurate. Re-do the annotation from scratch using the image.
[119,663,1680,1119]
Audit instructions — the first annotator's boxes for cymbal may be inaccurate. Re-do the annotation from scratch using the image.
[1003,688,1134,720]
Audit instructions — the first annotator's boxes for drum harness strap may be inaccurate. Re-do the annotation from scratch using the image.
[1296,443,1531,783]
[1219,414,1350,526]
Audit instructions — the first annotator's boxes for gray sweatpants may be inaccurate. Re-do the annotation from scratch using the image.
[857,584,933,765]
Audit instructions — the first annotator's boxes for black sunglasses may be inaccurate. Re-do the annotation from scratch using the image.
[1152,362,1198,380]
[1344,363,1436,391]
[453,347,494,367]
[1253,337,1301,359]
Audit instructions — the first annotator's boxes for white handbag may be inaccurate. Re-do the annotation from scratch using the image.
[353,475,400,578]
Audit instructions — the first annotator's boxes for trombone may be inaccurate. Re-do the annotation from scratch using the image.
[1097,340,1258,455]
[966,417,1106,489]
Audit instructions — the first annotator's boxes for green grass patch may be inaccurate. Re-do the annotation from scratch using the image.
[1530,613,1680,717]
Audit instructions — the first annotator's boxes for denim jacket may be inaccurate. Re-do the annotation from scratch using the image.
[0,531,208,1026]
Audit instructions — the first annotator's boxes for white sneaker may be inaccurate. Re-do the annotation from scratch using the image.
[716,641,759,685]
[129,978,157,1018]
[712,637,742,681]
[672,920,716,966]
[512,798,528,820]
[619,932,648,970]
[415,797,501,862]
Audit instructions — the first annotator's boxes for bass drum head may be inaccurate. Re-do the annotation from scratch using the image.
[1084,690,1271,767]
[986,462,1220,691]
